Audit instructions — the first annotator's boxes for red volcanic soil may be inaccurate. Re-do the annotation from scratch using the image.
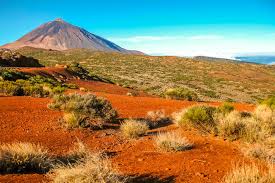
[18,66,75,80]
[69,79,150,97]
[0,68,256,183]
[0,94,254,182]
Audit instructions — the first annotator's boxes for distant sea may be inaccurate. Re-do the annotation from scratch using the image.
[235,56,275,65]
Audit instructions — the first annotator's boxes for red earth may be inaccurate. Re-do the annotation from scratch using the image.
[0,67,256,183]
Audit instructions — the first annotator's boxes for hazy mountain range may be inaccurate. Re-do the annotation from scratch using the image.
[0,18,142,54]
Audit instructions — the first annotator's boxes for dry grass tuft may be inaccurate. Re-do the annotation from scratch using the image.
[0,142,52,173]
[146,110,171,128]
[254,105,275,124]
[242,144,274,164]
[155,132,193,152]
[120,119,149,139]
[242,117,272,144]
[216,111,246,141]
[48,153,126,183]
[223,164,275,183]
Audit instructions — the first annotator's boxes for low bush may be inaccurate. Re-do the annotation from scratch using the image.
[177,105,217,133]
[242,144,274,164]
[217,102,235,116]
[48,93,118,128]
[216,111,246,141]
[242,117,273,144]
[0,70,28,81]
[0,74,67,97]
[260,96,275,110]
[0,142,52,173]
[155,132,193,152]
[223,164,274,183]
[66,62,91,80]
[65,83,78,89]
[146,110,171,128]
[48,153,126,183]
[0,81,24,96]
[51,86,66,94]
[254,105,275,124]
[120,119,149,138]
[164,87,199,101]
[23,84,49,97]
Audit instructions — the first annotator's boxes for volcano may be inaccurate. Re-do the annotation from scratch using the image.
[1,18,141,54]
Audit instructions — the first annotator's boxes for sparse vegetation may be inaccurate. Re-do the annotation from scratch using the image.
[0,142,52,173]
[216,111,246,141]
[146,110,171,128]
[175,101,274,144]
[120,119,149,138]
[66,62,91,80]
[17,47,275,103]
[260,96,275,110]
[0,70,27,81]
[48,93,118,128]
[217,102,235,115]
[48,153,126,183]
[242,144,274,164]
[223,164,275,183]
[155,132,193,152]
[0,70,71,97]
[164,87,199,101]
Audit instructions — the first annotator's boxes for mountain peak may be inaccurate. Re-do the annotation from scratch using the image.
[1,19,142,54]
[54,18,65,22]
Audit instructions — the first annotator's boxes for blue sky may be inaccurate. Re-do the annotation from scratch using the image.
[1,0,275,57]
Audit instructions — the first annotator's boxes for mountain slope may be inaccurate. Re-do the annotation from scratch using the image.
[1,18,141,54]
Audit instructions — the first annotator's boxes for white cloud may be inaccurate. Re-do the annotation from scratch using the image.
[110,34,224,43]
[110,36,185,43]
[188,35,224,40]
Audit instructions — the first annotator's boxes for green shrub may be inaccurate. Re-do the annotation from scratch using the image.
[23,85,49,97]
[217,102,235,115]
[28,75,62,87]
[66,62,90,79]
[120,119,149,138]
[48,93,118,128]
[260,96,275,110]
[0,70,27,81]
[164,87,199,101]
[51,86,66,94]
[203,90,219,98]
[178,105,217,133]
[0,81,24,96]
[65,83,79,89]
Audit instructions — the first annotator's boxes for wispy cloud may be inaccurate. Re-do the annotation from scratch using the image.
[110,34,224,43]
[110,36,183,43]
[188,35,224,40]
